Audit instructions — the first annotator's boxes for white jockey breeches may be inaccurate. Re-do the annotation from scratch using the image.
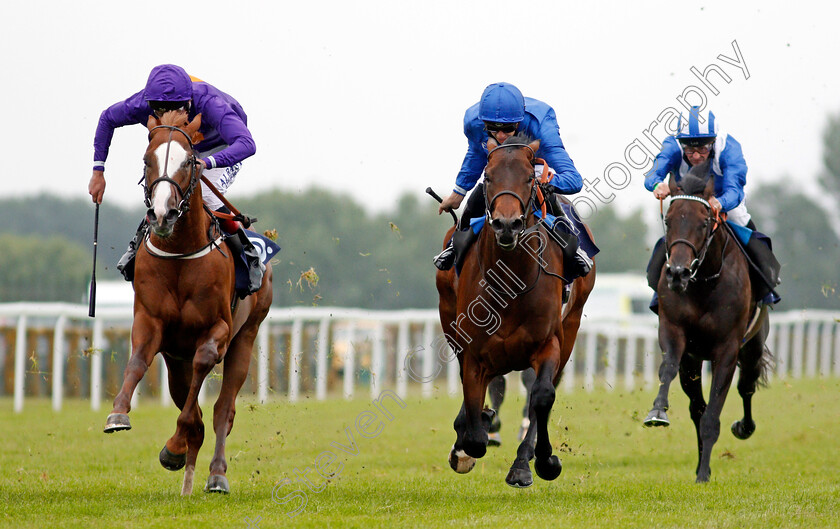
[726,199,751,227]
[202,163,242,211]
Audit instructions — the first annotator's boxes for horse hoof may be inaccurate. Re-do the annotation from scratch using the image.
[103,413,131,433]
[505,467,533,488]
[487,432,502,447]
[695,472,711,484]
[159,446,187,471]
[643,409,670,427]
[448,447,476,474]
[205,474,230,494]
[731,419,756,440]
[534,455,562,481]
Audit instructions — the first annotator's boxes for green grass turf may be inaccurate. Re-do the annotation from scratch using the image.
[1,377,838,528]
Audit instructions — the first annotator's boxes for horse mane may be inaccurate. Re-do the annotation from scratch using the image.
[159,110,189,128]
[502,132,534,145]
[678,160,712,195]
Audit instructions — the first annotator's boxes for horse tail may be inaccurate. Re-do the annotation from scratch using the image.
[756,343,774,388]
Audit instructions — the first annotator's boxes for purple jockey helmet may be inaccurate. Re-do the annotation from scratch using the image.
[144,64,193,103]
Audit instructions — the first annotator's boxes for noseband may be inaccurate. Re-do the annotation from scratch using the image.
[664,195,722,281]
[144,125,200,217]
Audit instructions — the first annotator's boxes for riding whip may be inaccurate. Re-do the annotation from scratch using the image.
[88,203,99,318]
[426,187,459,226]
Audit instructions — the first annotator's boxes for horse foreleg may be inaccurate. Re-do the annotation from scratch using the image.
[696,347,738,483]
[644,323,686,427]
[506,389,538,488]
[105,314,163,433]
[205,326,255,495]
[448,401,476,474]
[531,341,562,483]
[158,355,193,473]
[460,357,490,460]
[169,321,230,496]
[517,368,536,442]
[678,354,706,477]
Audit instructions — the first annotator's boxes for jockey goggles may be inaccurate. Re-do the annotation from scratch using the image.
[149,100,191,117]
[484,121,519,134]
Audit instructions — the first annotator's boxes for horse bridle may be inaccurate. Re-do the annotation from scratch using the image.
[664,195,722,281]
[483,143,539,231]
[476,143,570,296]
[143,124,201,218]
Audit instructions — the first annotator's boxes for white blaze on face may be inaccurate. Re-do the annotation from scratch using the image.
[151,141,189,220]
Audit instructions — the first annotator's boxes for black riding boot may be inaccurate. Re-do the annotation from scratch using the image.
[227,228,265,298]
[541,187,592,279]
[433,185,486,271]
[117,219,148,282]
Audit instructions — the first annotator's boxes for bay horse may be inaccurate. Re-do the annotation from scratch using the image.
[643,161,771,483]
[103,111,273,495]
[436,133,596,488]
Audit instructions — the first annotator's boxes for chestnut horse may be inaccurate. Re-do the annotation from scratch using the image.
[643,161,771,483]
[103,111,273,495]
[436,134,596,488]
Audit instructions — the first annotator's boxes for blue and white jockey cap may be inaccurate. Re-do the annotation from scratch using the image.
[676,105,717,145]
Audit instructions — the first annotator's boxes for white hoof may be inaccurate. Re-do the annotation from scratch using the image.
[449,446,476,474]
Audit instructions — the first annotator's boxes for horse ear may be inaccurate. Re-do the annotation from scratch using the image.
[147,115,160,130]
[487,137,499,152]
[704,173,716,199]
[668,173,678,195]
[528,139,540,158]
[186,113,203,144]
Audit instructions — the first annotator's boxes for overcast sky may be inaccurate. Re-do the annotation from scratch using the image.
[2,1,837,222]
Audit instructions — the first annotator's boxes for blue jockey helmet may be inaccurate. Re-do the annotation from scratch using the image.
[676,106,717,146]
[478,83,525,123]
[144,64,193,104]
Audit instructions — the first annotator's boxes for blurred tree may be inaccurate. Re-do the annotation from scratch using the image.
[0,234,90,302]
[585,205,649,274]
[819,112,840,208]
[750,182,840,310]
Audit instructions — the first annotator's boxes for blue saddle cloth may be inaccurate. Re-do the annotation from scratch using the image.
[232,229,281,294]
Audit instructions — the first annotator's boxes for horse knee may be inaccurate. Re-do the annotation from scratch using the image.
[531,382,555,413]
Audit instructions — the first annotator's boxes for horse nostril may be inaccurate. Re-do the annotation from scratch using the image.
[146,209,157,223]
[511,218,524,232]
[490,218,505,233]
[164,209,179,223]
[680,268,691,281]
[665,266,674,280]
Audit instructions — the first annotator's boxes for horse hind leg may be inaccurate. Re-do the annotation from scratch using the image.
[731,326,769,440]
[678,354,706,477]
[205,326,258,494]
[486,375,505,447]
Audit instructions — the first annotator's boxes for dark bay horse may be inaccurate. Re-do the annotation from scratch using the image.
[436,134,596,488]
[103,111,273,495]
[643,161,771,483]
